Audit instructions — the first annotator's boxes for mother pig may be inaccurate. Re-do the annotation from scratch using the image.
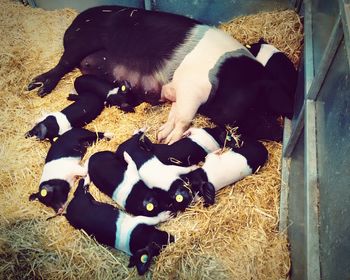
[28,5,293,143]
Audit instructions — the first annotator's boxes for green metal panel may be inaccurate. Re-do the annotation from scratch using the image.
[288,131,306,279]
[315,39,350,280]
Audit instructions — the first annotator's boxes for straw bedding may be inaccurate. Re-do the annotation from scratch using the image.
[0,1,302,279]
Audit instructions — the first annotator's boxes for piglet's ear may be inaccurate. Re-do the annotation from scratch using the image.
[199,182,216,207]
[36,123,48,140]
[128,247,153,276]
[138,134,153,152]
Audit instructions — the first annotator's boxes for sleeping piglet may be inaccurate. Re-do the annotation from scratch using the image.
[115,129,196,212]
[72,74,137,112]
[178,137,269,206]
[247,38,297,118]
[85,150,172,216]
[29,128,113,213]
[25,91,104,142]
[65,178,174,275]
[139,126,229,167]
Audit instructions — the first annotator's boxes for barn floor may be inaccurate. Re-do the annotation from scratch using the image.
[0,1,302,279]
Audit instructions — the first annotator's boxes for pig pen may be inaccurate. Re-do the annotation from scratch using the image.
[0,0,303,279]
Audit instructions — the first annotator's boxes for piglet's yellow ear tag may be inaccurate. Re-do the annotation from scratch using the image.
[176,194,183,203]
[121,85,126,92]
[140,254,148,264]
[245,44,251,48]
[53,137,58,142]
[40,189,47,197]
[146,203,154,212]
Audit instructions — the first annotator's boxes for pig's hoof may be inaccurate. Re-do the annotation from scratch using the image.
[158,211,173,222]
[28,74,57,97]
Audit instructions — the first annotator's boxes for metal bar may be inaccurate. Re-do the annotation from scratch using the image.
[306,16,343,101]
[279,118,292,232]
[283,106,305,157]
[304,0,314,93]
[144,0,152,10]
[304,100,321,280]
[339,0,350,68]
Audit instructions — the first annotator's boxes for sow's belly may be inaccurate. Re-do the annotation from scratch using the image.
[79,50,163,104]
[79,25,252,105]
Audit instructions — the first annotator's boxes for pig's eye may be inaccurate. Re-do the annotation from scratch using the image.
[175,194,183,203]
[146,202,154,212]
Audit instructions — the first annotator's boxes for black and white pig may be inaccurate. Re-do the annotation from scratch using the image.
[29,128,113,213]
[138,126,230,167]
[27,5,293,144]
[65,178,174,275]
[176,137,269,206]
[247,38,297,118]
[25,91,104,142]
[72,74,137,112]
[85,150,172,216]
[115,129,196,212]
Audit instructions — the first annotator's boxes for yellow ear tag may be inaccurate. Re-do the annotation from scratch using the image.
[121,85,126,92]
[40,189,47,197]
[146,203,154,212]
[176,194,183,203]
[226,135,232,141]
[245,44,251,49]
[140,254,148,264]
[53,137,58,142]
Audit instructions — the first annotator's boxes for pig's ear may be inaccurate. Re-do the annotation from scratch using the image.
[258,37,266,44]
[138,134,153,152]
[29,192,39,201]
[128,247,153,275]
[199,182,216,207]
[32,123,48,140]
[119,102,135,113]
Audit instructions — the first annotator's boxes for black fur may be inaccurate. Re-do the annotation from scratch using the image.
[87,151,172,216]
[66,179,174,275]
[26,92,104,142]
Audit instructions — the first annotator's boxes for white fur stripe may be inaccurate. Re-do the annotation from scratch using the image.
[255,44,280,66]
[40,157,82,186]
[106,87,119,99]
[111,161,140,208]
[203,150,252,191]
[187,128,220,153]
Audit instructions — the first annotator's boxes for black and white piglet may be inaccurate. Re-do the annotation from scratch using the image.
[72,74,137,112]
[65,178,174,275]
[115,129,195,212]
[247,38,297,118]
[177,137,269,206]
[85,150,171,216]
[26,91,104,142]
[140,126,229,167]
[29,128,112,213]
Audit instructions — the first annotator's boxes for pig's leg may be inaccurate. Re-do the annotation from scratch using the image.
[157,102,177,143]
[159,85,205,144]
[28,41,103,97]
[132,210,172,225]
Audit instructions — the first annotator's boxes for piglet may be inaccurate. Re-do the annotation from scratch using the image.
[72,74,138,112]
[25,91,104,142]
[29,128,113,213]
[65,178,174,275]
[115,129,196,212]
[247,38,297,118]
[140,126,229,167]
[179,137,269,206]
[85,150,172,216]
